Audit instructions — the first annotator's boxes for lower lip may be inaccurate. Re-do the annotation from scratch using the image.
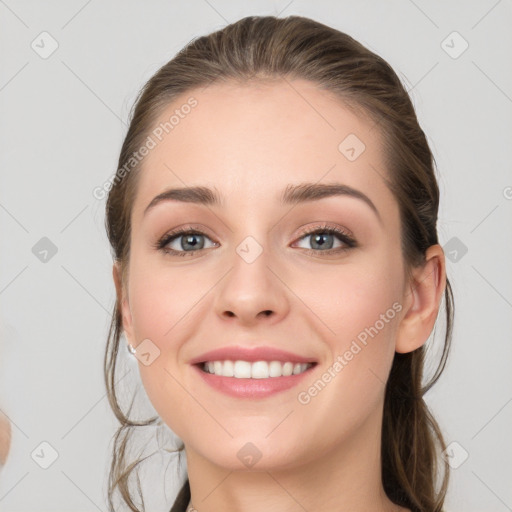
[192,364,316,399]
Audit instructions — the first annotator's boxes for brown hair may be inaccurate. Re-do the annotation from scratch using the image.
[104,14,454,512]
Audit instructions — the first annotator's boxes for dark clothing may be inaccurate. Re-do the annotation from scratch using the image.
[170,479,190,512]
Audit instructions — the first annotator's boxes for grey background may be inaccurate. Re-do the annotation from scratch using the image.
[0,0,511,511]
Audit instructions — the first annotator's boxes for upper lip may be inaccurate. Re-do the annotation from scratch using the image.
[189,346,318,365]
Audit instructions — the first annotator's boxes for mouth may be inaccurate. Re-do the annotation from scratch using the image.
[189,346,319,398]
[192,359,318,399]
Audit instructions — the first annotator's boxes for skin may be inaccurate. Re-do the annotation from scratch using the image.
[113,78,446,512]
[0,410,10,467]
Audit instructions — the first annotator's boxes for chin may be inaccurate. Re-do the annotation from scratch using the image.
[194,436,311,473]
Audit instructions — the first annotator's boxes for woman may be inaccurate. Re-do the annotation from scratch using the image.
[104,15,454,512]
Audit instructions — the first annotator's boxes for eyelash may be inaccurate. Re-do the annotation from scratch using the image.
[154,223,357,258]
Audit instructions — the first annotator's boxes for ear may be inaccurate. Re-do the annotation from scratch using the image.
[395,244,447,354]
[113,262,135,345]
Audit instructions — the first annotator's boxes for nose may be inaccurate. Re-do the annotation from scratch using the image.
[213,245,290,327]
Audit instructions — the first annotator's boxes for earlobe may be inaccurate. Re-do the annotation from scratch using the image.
[395,244,446,354]
[112,262,134,344]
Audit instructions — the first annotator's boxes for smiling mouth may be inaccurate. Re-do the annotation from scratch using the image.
[198,360,317,379]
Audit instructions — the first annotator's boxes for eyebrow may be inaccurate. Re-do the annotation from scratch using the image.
[143,182,382,223]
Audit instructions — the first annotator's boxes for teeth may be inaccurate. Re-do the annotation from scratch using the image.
[202,360,313,378]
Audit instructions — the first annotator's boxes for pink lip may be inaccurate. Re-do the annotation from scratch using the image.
[189,346,317,365]
[192,363,317,399]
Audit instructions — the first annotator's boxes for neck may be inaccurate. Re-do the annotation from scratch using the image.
[182,407,408,512]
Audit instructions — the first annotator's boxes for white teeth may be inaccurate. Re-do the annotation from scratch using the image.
[202,360,313,378]
[223,360,234,377]
[251,361,269,379]
[282,362,294,376]
[269,361,282,377]
[233,360,251,378]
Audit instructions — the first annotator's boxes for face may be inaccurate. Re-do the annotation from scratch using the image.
[117,78,413,471]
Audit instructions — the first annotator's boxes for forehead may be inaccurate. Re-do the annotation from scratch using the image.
[131,78,395,221]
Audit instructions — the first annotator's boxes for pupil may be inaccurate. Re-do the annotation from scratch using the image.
[312,233,333,250]
[183,234,203,250]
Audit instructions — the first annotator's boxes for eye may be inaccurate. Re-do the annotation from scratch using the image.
[155,227,217,257]
[292,223,357,255]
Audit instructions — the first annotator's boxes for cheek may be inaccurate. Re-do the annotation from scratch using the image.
[127,256,203,345]
[126,259,202,439]
[292,259,402,409]
[295,258,403,345]
[125,255,219,431]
